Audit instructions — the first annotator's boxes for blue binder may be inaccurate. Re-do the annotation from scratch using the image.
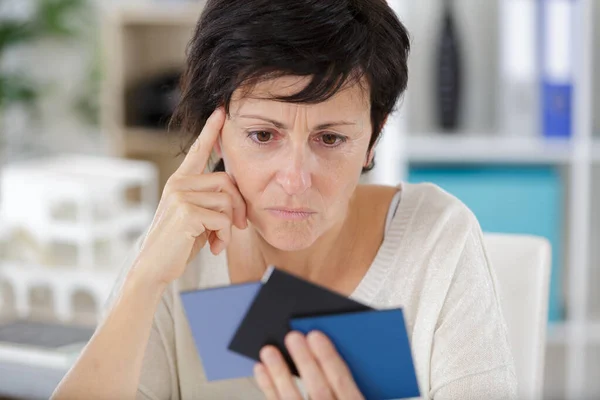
[540,0,574,138]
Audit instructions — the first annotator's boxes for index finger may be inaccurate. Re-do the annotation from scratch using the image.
[307,331,363,399]
[177,107,226,175]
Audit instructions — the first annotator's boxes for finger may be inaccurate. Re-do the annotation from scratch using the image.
[179,204,231,246]
[285,331,334,400]
[180,191,234,223]
[254,363,279,400]
[207,225,230,255]
[168,173,247,229]
[208,231,223,255]
[260,346,303,400]
[196,207,231,248]
[307,331,363,400]
[176,107,226,176]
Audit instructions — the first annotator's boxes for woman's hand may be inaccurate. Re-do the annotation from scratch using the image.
[131,107,247,287]
[254,331,364,400]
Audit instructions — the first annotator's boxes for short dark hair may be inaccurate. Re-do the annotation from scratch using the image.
[171,0,410,173]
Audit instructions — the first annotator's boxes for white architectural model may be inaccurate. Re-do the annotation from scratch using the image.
[0,155,158,324]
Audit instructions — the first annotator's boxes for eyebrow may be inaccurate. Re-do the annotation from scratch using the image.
[237,114,358,130]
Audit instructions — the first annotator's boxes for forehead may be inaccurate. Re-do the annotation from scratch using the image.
[229,75,371,117]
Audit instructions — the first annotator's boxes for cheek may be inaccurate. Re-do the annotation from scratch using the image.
[310,153,364,215]
[221,140,273,204]
[324,163,362,201]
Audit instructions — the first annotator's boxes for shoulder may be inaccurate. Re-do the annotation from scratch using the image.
[402,182,474,218]
[385,182,480,242]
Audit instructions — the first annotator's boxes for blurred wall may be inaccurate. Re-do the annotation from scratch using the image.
[594,0,600,134]
[5,0,598,152]
[0,0,124,157]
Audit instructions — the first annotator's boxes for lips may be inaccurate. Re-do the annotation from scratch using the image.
[267,207,316,213]
[265,207,317,220]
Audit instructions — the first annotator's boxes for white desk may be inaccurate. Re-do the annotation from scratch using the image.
[0,360,67,399]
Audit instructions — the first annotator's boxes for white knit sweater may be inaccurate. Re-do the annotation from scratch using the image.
[103,182,518,400]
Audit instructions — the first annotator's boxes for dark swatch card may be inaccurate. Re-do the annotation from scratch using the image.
[228,266,371,375]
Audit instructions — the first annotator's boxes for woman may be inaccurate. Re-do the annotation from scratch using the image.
[53,0,517,399]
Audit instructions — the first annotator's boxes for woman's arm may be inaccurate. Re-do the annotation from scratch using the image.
[430,224,518,400]
[51,266,167,400]
[52,108,243,399]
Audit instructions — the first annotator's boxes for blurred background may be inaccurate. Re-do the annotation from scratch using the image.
[0,0,597,399]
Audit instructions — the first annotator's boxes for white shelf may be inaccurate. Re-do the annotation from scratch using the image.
[406,134,574,164]
[0,341,81,371]
[592,139,600,163]
[547,322,569,345]
[546,321,600,346]
[584,322,600,344]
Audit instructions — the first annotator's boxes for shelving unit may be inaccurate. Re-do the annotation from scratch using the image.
[100,1,206,195]
[406,134,575,164]
[393,1,595,399]
[99,1,597,399]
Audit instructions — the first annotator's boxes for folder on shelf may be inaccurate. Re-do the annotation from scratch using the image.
[498,0,539,137]
[540,0,575,138]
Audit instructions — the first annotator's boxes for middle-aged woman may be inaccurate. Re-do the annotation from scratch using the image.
[53,0,518,399]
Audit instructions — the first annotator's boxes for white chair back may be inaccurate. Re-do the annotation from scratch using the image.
[483,233,552,400]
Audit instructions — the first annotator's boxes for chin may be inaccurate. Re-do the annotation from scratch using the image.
[255,222,321,252]
[266,235,316,252]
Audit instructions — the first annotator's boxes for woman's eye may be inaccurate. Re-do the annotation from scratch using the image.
[322,134,337,145]
[319,133,346,147]
[250,131,272,143]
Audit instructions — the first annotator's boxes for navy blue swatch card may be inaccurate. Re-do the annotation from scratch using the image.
[290,309,420,400]
[180,282,261,381]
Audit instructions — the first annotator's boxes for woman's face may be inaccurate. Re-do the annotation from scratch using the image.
[220,76,373,251]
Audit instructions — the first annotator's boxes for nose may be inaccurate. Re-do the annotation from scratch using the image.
[275,146,312,195]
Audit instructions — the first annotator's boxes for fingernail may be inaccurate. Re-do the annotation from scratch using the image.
[260,346,279,365]
[307,330,325,346]
[286,331,304,349]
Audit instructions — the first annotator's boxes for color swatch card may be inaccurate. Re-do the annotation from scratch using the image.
[181,266,420,399]
[180,282,261,381]
[291,309,420,400]
[228,267,372,375]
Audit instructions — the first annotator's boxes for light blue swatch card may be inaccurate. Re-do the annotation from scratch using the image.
[180,282,261,381]
[290,308,420,400]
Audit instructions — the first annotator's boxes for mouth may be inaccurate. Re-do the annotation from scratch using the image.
[265,207,317,221]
